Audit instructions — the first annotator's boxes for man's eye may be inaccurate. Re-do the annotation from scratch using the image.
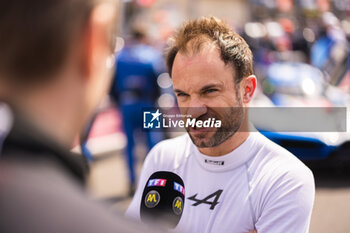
[177,93,189,97]
[204,89,218,94]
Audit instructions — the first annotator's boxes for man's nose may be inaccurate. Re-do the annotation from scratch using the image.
[186,97,207,119]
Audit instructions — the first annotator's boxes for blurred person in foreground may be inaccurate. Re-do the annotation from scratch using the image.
[110,27,165,195]
[126,17,315,233]
[0,0,156,232]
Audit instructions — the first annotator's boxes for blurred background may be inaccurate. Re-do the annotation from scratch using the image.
[75,1,350,232]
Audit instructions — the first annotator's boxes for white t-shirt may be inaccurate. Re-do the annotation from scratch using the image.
[126,132,315,233]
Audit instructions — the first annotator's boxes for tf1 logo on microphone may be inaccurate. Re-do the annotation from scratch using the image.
[174,182,185,195]
[147,178,167,187]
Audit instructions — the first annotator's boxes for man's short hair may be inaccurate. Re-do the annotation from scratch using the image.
[166,16,253,84]
[0,0,116,85]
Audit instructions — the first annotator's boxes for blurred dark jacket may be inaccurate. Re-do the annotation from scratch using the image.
[0,104,158,233]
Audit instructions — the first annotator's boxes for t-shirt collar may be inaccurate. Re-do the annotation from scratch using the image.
[191,132,257,172]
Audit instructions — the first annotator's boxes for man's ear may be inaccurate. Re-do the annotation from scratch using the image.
[241,75,257,104]
[80,3,116,81]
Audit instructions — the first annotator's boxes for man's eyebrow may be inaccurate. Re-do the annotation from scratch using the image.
[200,83,223,91]
[174,89,188,94]
[174,83,223,94]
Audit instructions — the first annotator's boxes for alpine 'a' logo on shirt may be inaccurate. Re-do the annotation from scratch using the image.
[204,159,224,166]
[188,189,223,210]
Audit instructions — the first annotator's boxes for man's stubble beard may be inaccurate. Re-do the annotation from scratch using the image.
[187,92,244,148]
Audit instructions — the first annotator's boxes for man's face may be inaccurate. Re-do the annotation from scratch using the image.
[172,43,244,148]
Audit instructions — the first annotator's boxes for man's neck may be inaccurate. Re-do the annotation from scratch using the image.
[17,101,77,149]
[6,82,84,149]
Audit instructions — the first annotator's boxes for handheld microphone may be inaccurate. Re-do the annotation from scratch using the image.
[140,171,185,229]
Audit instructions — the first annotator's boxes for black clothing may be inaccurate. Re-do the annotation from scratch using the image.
[0,105,157,233]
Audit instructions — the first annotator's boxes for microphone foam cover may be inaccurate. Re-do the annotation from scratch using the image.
[140,171,185,229]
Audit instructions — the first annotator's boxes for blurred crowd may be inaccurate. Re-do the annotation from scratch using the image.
[101,0,350,194]
[241,10,350,106]
[113,1,350,109]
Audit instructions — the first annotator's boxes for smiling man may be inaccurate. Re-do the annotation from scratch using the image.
[127,17,315,233]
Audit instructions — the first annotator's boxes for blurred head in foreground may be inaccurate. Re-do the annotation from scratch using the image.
[0,0,118,148]
[0,1,163,232]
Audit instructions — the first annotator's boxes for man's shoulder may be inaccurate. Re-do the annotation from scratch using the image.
[151,134,190,153]
[250,133,314,185]
[0,160,156,233]
[144,133,191,168]
[247,134,315,232]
